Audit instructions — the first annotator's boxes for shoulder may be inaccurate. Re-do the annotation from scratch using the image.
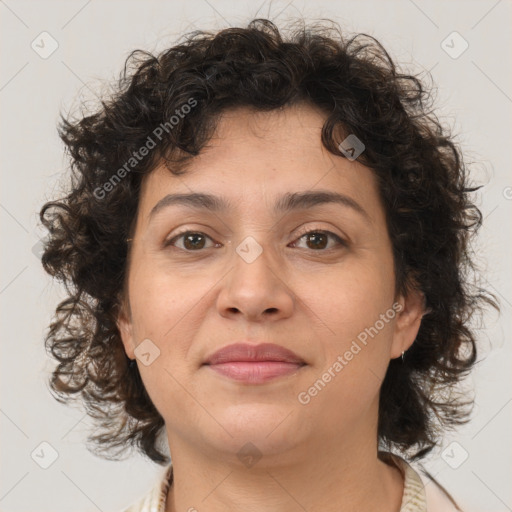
[381,451,462,512]
[417,468,463,512]
[122,464,173,512]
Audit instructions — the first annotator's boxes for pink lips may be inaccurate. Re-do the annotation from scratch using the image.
[203,343,306,383]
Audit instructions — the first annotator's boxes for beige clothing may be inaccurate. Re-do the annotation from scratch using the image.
[122,452,461,512]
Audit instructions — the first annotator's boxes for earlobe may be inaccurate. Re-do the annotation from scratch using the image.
[390,288,425,359]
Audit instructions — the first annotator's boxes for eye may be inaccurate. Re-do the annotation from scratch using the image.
[164,228,347,252]
[165,231,220,251]
[289,229,347,251]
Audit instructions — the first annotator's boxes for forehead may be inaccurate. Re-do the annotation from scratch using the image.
[137,104,383,224]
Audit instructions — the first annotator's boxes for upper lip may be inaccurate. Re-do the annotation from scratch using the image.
[203,343,305,365]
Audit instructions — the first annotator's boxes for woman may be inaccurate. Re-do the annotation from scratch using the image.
[40,18,496,512]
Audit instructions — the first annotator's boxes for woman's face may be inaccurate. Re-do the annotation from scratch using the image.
[117,104,423,463]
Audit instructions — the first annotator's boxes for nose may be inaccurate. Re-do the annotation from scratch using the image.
[216,238,295,323]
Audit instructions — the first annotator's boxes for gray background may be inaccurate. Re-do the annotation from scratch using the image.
[1,1,511,511]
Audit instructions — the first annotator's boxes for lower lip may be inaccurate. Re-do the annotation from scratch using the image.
[206,361,304,383]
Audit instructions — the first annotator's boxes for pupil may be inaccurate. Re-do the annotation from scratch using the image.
[185,233,204,250]
[308,233,327,249]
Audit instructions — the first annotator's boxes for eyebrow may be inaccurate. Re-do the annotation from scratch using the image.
[148,190,370,222]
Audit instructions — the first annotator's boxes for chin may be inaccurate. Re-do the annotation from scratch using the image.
[209,403,302,453]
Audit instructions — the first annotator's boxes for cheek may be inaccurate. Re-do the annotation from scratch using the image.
[127,269,203,421]
[129,258,201,335]
[128,258,228,377]
[307,256,395,333]
[297,290,395,432]
[301,256,396,382]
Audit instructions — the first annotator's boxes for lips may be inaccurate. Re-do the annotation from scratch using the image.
[203,343,306,383]
[204,342,305,365]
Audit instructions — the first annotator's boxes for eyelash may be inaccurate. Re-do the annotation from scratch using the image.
[164,227,347,252]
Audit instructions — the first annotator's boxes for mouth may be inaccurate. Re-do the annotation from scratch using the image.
[203,342,306,384]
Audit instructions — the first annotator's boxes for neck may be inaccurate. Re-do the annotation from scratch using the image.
[164,431,404,512]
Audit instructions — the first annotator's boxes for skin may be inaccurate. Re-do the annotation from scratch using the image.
[117,103,425,512]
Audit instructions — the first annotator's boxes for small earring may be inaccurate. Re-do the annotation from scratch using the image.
[401,351,405,362]
[126,238,133,242]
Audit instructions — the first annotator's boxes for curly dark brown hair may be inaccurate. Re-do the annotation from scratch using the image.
[39,18,497,465]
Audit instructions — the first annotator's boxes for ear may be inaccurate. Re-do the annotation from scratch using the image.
[390,286,425,359]
[116,298,135,360]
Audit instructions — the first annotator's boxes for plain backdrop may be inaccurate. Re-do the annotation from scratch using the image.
[1,1,511,511]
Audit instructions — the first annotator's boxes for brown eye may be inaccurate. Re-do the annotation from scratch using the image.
[166,231,217,251]
[182,233,206,250]
[290,230,347,251]
[305,232,328,250]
